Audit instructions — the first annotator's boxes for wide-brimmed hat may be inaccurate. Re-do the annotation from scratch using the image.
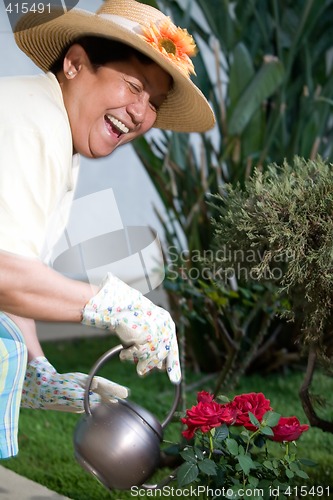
[14,0,215,132]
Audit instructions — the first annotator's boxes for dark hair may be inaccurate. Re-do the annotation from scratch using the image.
[50,36,155,74]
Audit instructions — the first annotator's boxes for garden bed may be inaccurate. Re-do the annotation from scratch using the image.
[2,336,332,499]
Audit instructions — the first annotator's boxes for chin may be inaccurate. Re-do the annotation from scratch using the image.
[98,144,119,157]
[76,143,117,159]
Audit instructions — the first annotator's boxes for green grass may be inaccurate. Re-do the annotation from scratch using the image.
[2,335,333,499]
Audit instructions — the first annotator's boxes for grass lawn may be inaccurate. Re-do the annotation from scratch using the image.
[2,335,333,499]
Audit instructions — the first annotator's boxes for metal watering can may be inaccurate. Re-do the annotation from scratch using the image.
[73,344,181,490]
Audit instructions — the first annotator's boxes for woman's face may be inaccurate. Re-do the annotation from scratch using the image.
[60,44,172,158]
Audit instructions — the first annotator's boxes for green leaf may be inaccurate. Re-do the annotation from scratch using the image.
[263,460,274,470]
[238,444,245,455]
[226,438,239,456]
[180,448,197,464]
[248,475,259,488]
[229,43,254,109]
[177,461,199,487]
[216,395,230,404]
[194,446,205,461]
[214,424,229,442]
[198,458,217,476]
[228,58,285,135]
[242,107,263,160]
[299,458,317,467]
[289,462,300,472]
[249,412,260,428]
[237,454,255,475]
[261,426,274,436]
[195,0,236,48]
[264,411,281,427]
[296,469,309,479]
[285,468,294,479]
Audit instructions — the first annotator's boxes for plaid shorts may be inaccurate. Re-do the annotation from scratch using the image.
[0,312,27,459]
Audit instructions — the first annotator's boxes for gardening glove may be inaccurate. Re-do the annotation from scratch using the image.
[81,272,181,384]
[21,356,129,413]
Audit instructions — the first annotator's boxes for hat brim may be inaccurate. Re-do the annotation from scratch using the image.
[14,9,215,133]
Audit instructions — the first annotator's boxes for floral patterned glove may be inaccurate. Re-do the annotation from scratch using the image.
[81,273,181,384]
[21,356,129,413]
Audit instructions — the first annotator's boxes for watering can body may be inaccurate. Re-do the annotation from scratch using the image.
[73,344,180,490]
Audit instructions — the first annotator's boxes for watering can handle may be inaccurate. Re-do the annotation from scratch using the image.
[83,344,181,430]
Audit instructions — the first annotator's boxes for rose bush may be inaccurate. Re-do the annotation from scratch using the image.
[177,391,311,499]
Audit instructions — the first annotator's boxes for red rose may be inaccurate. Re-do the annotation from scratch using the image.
[228,392,272,431]
[270,416,309,442]
[181,397,236,440]
[197,391,215,403]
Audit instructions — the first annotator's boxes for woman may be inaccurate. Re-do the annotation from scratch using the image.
[0,0,215,459]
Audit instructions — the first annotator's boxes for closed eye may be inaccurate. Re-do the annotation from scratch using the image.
[127,80,142,94]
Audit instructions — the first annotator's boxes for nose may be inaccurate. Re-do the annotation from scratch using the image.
[127,93,151,126]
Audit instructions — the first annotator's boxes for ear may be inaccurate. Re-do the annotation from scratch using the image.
[63,44,91,79]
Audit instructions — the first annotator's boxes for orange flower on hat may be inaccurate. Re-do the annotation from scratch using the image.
[140,17,197,76]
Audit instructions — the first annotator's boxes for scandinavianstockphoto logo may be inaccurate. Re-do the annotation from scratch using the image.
[3,0,79,33]
[50,188,165,296]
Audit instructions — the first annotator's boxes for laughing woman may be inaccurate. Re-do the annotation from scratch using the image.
[0,0,215,459]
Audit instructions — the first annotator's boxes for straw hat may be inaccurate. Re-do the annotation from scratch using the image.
[14,0,215,132]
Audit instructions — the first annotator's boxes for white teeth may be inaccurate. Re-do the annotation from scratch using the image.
[106,114,129,134]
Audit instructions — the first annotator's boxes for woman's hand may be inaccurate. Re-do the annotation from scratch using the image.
[21,356,129,413]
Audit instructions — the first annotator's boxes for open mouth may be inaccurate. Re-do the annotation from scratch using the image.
[104,114,130,138]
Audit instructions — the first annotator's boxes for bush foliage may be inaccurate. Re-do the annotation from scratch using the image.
[210,156,333,361]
